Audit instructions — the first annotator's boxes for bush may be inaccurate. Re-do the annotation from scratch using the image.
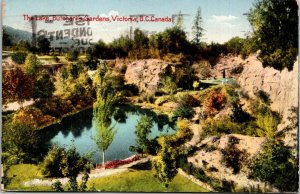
[201,116,241,139]
[249,140,298,192]
[255,90,271,104]
[172,105,195,121]
[35,96,75,118]
[11,52,28,64]
[204,90,227,116]
[12,107,56,128]
[66,50,79,61]
[176,93,199,107]
[221,138,248,174]
[230,64,244,75]
[41,145,65,177]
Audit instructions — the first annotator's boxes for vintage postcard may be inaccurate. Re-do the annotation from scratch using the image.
[1,0,299,192]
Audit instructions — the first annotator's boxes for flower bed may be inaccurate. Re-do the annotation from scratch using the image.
[95,155,140,169]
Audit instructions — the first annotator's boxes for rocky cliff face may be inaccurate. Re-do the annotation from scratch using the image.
[238,55,298,123]
[124,59,170,94]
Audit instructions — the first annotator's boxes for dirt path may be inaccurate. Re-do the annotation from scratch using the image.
[3,100,34,112]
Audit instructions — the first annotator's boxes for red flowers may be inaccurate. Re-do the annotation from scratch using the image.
[96,155,140,169]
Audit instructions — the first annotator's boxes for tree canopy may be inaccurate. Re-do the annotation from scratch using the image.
[248,0,298,71]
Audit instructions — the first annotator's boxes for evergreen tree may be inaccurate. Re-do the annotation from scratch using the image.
[192,7,204,45]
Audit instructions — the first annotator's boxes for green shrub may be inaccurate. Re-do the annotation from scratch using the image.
[11,52,28,64]
[230,64,244,75]
[255,90,271,105]
[176,93,199,107]
[172,105,195,121]
[201,116,241,139]
[221,139,248,174]
[41,145,65,177]
[249,140,298,192]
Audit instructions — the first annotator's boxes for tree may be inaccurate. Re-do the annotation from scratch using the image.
[152,136,177,189]
[3,28,12,47]
[44,146,93,191]
[175,11,184,29]
[2,122,40,163]
[24,53,41,76]
[33,71,55,99]
[93,62,119,168]
[192,81,199,91]
[249,140,298,192]
[3,68,35,106]
[37,36,51,54]
[224,37,244,55]
[11,52,28,64]
[37,36,50,54]
[248,0,298,71]
[161,76,177,95]
[256,112,279,139]
[131,115,153,155]
[192,7,204,45]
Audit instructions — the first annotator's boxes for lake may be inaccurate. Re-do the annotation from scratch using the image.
[41,105,175,163]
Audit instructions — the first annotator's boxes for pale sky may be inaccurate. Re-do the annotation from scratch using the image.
[3,0,255,43]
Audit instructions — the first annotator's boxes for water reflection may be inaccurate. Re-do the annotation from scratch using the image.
[39,105,175,163]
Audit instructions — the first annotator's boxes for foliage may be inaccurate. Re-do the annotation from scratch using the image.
[224,37,244,55]
[35,96,74,118]
[2,68,35,105]
[51,181,64,192]
[256,112,279,139]
[11,52,28,64]
[192,7,204,45]
[152,136,177,189]
[42,146,93,191]
[33,71,55,99]
[255,90,271,105]
[230,64,244,75]
[93,62,120,167]
[24,53,41,76]
[249,140,298,192]
[37,36,51,54]
[230,101,251,123]
[172,105,195,121]
[204,90,227,116]
[192,81,199,91]
[132,115,153,155]
[248,0,298,71]
[161,76,177,95]
[201,116,242,139]
[12,107,56,128]
[65,50,79,61]
[3,28,12,46]
[41,145,65,177]
[2,122,41,164]
[176,93,199,107]
[221,137,249,174]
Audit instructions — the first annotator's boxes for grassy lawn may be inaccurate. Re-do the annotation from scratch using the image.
[4,164,52,191]
[5,165,208,192]
[88,169,208,192]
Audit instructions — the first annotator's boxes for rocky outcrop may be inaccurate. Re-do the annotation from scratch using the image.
[124,59,170,94]
[188,134,277,192]
[237,55,298,124]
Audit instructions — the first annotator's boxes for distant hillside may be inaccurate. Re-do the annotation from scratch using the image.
[3,26,32,44]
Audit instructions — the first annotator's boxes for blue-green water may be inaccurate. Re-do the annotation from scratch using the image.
[43,106,175,163]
